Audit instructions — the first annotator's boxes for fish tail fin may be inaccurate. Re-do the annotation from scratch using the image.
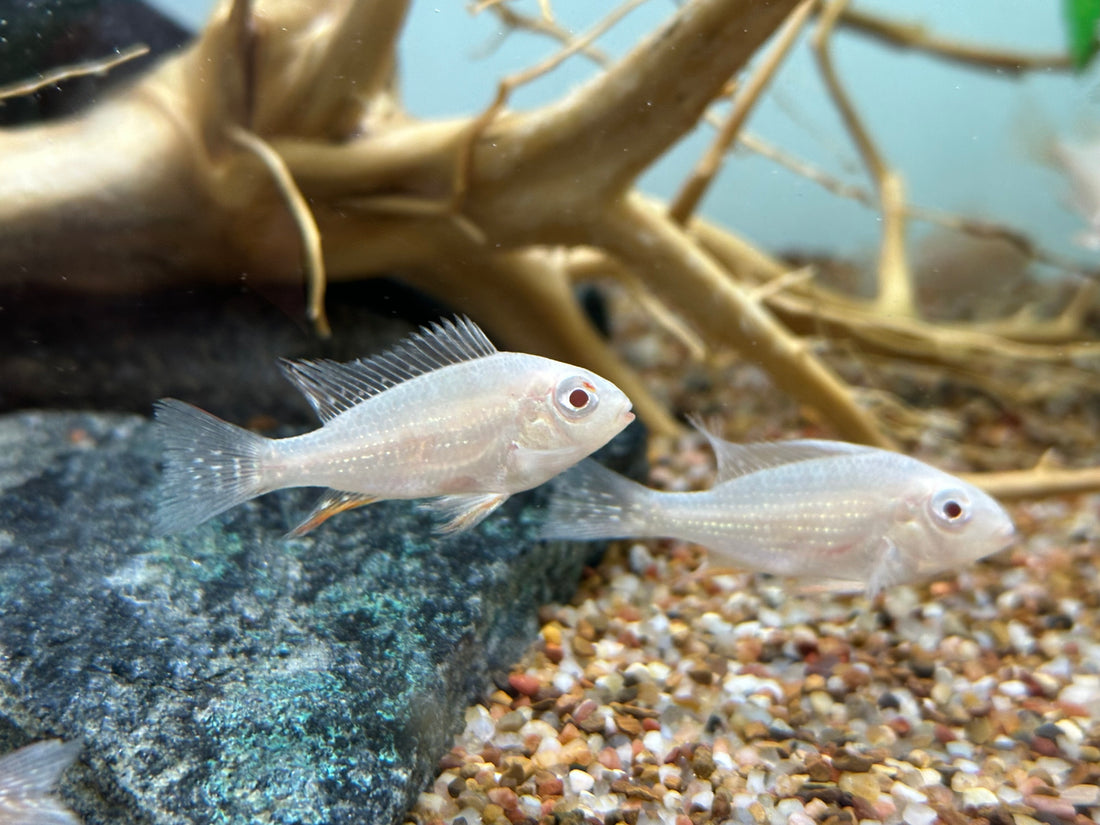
[0,739,82,825]
[539,459,654,541]
[153,399,271,534]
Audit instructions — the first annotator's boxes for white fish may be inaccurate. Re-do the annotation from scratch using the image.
[155,317,634,536]
[0,740,81,825]
[540,419,1015,596]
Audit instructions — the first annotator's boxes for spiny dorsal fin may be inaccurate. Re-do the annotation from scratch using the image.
[280,316,498,423]
[687,415,875,482]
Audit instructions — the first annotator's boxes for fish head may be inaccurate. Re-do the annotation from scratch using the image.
[889,469,1016,577]
[509,359,634,484]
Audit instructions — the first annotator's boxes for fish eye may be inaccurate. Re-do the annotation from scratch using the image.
[554,376,599,419]
[930,488,971,529]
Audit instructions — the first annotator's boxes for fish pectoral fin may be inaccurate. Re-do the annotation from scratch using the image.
[423,493,508,535]
[509,444,579,482]
[866,537,915,598]
[286,490,379,537]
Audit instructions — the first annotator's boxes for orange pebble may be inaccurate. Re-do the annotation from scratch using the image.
[598,747,622,770]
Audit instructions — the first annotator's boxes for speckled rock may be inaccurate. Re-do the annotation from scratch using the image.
[0,410,638,824]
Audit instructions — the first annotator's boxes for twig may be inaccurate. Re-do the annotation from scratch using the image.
[480,3,611,65]
[0,44,150,101]
[496,0,648,95]
[738,132,1100,285]
[669,0,815,225]
[227,126,330,336]
[480,0,803,201]
[813,0,913,318]
[593,193,894,447]
[965,466,1100,500]
[837,6,1074,75]
[563,248,708,361]
[692,217,1100,362]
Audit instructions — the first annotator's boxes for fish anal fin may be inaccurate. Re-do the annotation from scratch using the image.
[424,493,507,535]
[287,490,378,537]
[279,316,497,423]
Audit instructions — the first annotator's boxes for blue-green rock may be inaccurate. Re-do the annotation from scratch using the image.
[0,410,633,824]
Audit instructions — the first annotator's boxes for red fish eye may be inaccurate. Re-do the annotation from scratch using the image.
[555,376,600,419]
[942,500,963,519]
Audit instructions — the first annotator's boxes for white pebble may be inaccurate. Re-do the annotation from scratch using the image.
[658,764,680,787]
[698,611,734,639]
[997,679,1029,697]
[416,792,446,815]
[961,787,998,807]
[774,798,806,818]
[1059,674,1100,710]
[1007,620,1035,654]
[521,719,561,741]
[689,787,714,812]
[463,705,495,744]
[951,756,980,773]
[996,785,1022,805]
[553,671,578,694]
[1054,718,1084,743]
[900,801,938,825]
[712,749,735,771]
[890,782,926,804]
[643,730,667,758]
[1062,784,1100,806]
[568,769,595,794]
[518,795,542,818]
[534,737,561,756]
[647,660,671,683]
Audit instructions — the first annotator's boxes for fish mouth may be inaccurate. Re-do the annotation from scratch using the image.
[994,523,1018,551]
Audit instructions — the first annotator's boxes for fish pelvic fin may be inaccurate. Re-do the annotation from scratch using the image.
[539,459,652,541]
[422,492,508,535]
[153,399,271,535]
[0,739,81,825]
[286,490,378,537]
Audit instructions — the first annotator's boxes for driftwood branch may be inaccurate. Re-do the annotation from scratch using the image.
[1,0,1098,497]
[836,6,1075,74]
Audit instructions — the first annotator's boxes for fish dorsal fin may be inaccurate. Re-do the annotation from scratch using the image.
[687,415,876,482]
[279,316,498,422]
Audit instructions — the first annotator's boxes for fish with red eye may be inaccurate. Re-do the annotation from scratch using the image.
[541,417,1016,596]
[153,317,634,536]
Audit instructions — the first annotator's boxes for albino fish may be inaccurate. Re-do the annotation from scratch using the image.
[540,420,1015,596]
[155,317,634,536]
[0,740,81,825]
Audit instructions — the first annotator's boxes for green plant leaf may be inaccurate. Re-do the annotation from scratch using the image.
[1065,0,1100,70]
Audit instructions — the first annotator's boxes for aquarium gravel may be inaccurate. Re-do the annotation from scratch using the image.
[405,303,1100,825]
